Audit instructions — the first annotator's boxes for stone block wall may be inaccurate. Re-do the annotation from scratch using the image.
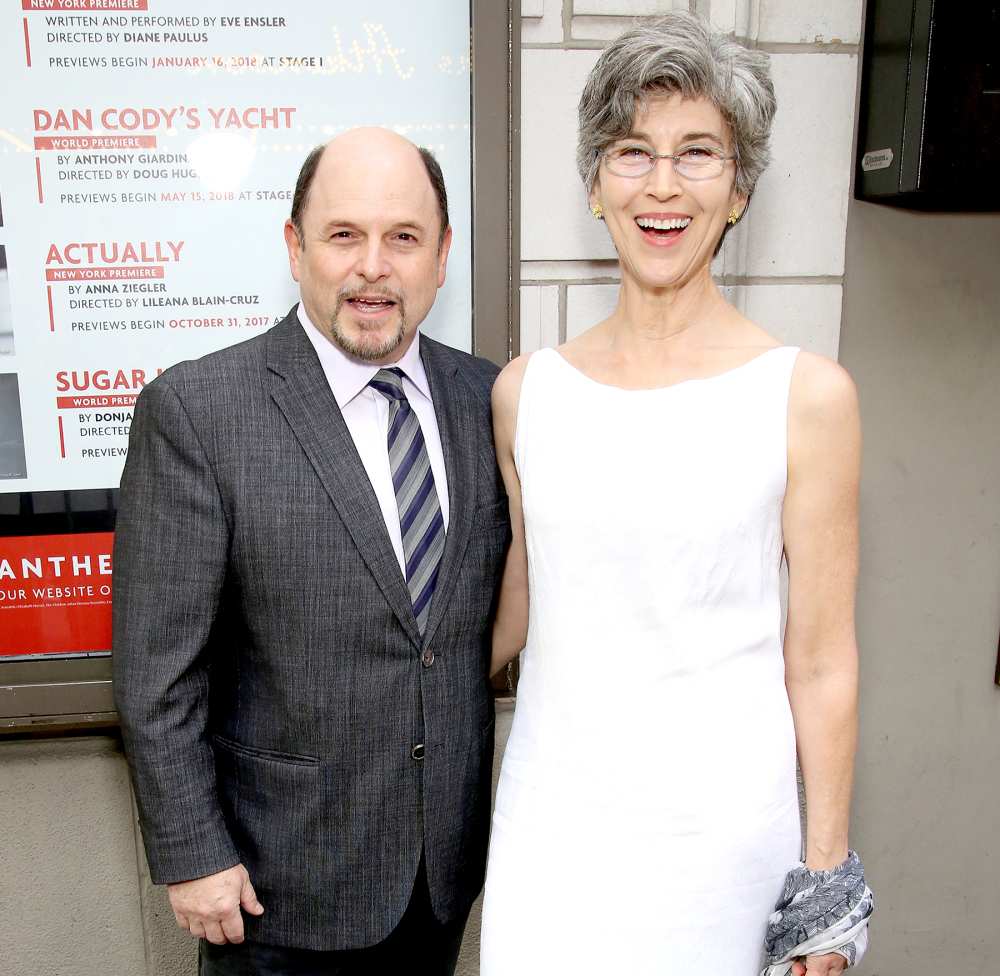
[518,0,862,363]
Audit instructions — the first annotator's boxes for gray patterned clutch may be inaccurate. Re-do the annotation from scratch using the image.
[759,850,874,975]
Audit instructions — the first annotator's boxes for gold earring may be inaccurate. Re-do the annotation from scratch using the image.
[727,207,741,225]
[591,204,604,220]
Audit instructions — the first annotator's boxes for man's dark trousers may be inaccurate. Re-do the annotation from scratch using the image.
[198,860,467,975]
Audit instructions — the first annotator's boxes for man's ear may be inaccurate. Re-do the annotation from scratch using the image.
[436,225,453,288]
[284,220,303,282]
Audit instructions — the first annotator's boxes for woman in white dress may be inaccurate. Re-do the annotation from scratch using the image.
[481,14,866,976]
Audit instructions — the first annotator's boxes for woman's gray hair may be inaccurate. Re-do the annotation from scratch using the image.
[577,12,776,198]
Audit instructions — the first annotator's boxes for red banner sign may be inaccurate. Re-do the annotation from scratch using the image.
[0,532,113,656]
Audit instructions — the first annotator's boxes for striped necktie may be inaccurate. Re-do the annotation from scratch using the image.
[369,367,445,634]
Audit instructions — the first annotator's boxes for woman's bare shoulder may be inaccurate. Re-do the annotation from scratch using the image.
[789,350,859,420]
[492,352,534,411]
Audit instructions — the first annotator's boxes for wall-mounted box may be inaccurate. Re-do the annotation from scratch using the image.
[855,0,1000,210]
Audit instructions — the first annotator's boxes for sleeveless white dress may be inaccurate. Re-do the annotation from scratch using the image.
[480,346,803,975]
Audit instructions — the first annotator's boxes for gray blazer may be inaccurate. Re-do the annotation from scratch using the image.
[112,308,508,951]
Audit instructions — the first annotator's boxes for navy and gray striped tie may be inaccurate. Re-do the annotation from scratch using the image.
[369,367,445,634]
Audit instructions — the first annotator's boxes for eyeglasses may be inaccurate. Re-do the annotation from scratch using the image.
[603,144,736,181]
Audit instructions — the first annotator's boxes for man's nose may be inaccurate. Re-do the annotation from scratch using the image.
[355,240,390,281]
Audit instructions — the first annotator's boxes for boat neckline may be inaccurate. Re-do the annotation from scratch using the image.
[544,344,794,393]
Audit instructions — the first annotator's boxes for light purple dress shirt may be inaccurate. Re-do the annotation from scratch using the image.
[297,304,450,578]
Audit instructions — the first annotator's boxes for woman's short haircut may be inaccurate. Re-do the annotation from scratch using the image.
[576,12,776,199]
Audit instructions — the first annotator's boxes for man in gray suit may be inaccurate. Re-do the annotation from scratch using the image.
[113,128,509,975]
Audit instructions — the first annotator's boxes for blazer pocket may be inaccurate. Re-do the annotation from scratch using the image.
[212,734,320,767]
[213,734,322,894]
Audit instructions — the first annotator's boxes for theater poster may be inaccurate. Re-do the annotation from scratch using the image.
[0,0,474,661]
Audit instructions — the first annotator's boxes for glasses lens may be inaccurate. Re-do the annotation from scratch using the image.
[605,147,652,177]
[674,148,725,181]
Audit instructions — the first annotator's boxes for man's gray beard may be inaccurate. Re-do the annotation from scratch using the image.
[330,295,407,362]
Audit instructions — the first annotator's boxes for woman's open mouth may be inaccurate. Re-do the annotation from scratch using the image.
[635,215,692,246]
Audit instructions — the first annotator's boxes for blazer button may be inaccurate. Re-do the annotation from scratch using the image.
[411,743,425,761]
[421,648,435,668]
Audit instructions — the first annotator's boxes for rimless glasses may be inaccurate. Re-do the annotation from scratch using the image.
[603,144,736,181]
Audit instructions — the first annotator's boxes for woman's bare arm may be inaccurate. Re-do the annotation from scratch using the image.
[783,352,862,873]
[490,355,531,677]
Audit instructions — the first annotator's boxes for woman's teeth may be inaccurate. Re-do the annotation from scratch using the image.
[635,217,692,230]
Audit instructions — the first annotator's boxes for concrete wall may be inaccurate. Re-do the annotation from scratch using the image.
[0,737,146,976]
[0,2,869,974]
[0,709,515,976]
[839,202,1000,976]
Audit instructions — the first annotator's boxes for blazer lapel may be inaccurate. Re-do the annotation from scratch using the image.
[419,337,479,647]
[265,311,421,648]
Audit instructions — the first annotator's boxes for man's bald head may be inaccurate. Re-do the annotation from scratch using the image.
[290,129,450,248]
[283,126,454,365]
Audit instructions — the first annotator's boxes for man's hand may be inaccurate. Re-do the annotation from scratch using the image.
[167,864,264,944]
[791,953,848,976]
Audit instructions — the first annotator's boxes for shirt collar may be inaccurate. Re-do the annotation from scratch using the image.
[297,303,432,409]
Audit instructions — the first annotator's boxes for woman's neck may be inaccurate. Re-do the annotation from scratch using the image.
[603,269,730,354]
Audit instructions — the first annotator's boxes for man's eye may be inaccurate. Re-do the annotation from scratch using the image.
[331,231,353,239]
[396,233,416,242]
